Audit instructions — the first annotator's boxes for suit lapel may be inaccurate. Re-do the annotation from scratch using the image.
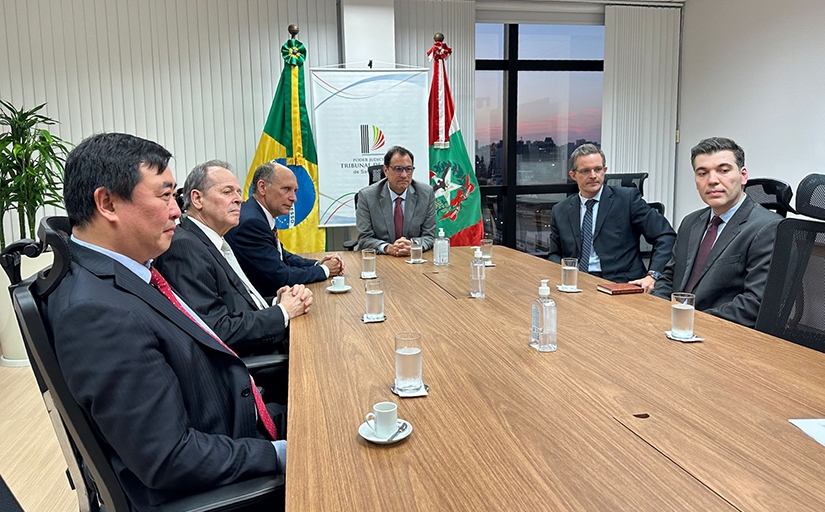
[565,196,582,251]
[378,181,394,238]
[70,243,236,358]
[593,186,613,239]
[404,183,418,238]
[181,219,259,310]
[692,197,753,286]
[681,209,712,290]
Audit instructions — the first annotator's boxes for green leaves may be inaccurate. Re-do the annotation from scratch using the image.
[0,101,70,249]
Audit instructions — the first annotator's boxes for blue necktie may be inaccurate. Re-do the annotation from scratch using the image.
[579,199,596,272]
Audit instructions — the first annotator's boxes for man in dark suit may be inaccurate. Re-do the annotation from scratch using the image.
[548,144,675,291]
[225,162,343,298]
[654,137,781,327]
[47,133,285,510]
[155,160,312,356]
[356,146,436,257]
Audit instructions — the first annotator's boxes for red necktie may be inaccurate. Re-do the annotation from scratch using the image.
[149,267,278,440]
[394,197,403,240]
[685,215,724,293]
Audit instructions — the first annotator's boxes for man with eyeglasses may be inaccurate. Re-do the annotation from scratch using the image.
[548,143,675,292]
[356,145,436,257]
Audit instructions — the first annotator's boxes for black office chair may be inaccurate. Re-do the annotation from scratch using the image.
[744,178,795,217]
[0,474,24,512]
[1,217,284,511]
[755,174,825,353]
[343,164,385,251]
[603,172,649,197]
[640,202,666,265]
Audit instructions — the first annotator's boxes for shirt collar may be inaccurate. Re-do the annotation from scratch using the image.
[70,235,152,283]
[187,216,224,251]
[716,193,747,224]
[255,198,276,230]
[578,186,604,207]
[387,182,408,202]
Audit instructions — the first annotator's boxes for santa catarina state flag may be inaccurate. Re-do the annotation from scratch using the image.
[244,37,325,252]
[427,40,483,246]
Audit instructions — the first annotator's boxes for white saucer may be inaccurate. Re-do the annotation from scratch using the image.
[326,285,352,294]
[484,261,496,267]
[405,259,427,264]
[361,272,377,279]
[665,330,704,343]
[358,419,413,445]
[556,285,582,293]
[362,314,387,323]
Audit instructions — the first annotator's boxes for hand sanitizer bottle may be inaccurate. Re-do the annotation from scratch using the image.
[470,247,485,298]
[434,228,450,266]
[531,279,557,352]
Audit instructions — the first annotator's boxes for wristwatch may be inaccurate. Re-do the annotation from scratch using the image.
[647,270,661,280]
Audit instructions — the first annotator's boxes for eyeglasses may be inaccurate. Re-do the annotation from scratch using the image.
[574,166,605,176]
[389,166,415,175]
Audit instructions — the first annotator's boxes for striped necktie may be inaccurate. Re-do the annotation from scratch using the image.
[579,199,596,272]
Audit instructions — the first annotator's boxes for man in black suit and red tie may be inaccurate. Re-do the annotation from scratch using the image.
[225,162,344,298]
[47,133,286,510]
[654,137,781,328]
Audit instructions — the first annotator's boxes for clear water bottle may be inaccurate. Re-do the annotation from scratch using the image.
[434,228,450,266]
[470,247,485,298]
[530,279,557,352]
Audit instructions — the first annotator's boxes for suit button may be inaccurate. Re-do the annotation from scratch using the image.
[241,388,251,397]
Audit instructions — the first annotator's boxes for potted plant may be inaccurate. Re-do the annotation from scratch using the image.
[0,100,70,250]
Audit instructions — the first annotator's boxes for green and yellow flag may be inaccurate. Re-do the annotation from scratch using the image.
[244,38,324,252]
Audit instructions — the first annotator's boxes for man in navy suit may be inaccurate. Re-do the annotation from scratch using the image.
[47,133,285,510]
[155,160,312,356]
[653,137,781,327]
[548,144,676,292]
[225,162,343,297]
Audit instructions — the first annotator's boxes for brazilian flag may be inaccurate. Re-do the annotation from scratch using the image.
[244,38,324,252]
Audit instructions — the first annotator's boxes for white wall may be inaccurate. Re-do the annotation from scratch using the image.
[0,0,339,242]
[676,0,825,224]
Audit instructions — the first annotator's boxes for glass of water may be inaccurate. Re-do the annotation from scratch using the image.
[481,238,494,266]
[671,292,695,339]
[365,279,384,321]
[410,237,423,262]
[394,331,422,392]
[561,258,578,291]
[361,248,376,278]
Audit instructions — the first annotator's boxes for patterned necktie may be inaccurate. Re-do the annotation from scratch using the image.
[685,215,724,293]
[149,267,278,440]
[220,240,268,310]
[272,226,283,261]
[394,196,404,240]
[578,199,596,272]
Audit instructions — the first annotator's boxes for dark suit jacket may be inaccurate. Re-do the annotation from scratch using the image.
[154,217,286,356]
[46,242,279,511]
[548,186,676,282]
[225,199,326,297]
[653,195,782,327]
[355,178,436,251]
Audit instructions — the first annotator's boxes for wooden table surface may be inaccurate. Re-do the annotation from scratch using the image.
[287,246,825,511]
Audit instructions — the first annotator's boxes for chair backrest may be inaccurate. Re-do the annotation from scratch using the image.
[755,217,825,353]
[795,173,825,220]
[647,202,665,216]
[744,178,795,217]
[603,172,649,197]
[8,216,130,511]
[367,164,384,185]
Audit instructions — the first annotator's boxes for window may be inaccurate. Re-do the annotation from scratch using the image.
[475,24,604,255]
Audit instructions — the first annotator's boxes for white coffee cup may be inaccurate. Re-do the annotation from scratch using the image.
[331,276,345,290]
[365,401,398,438]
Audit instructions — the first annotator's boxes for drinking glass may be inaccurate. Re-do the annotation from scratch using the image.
[394,332,422,392]
[671,292,696,339]
[365,279,384,321]
[561,258,578,291]
[481,238,494,266]
[361,248,376,278]
[410,237,423,262]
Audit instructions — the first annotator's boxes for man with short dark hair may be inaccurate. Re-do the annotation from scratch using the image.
[225,162,343,297]
[49,133,285,510]
[654,137,781,327]
[356,146,436,257]
[548,143,676,291]
[154,160,312,356]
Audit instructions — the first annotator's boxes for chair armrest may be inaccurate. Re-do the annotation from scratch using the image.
[159,475,285,512]
[242,354,289,371]
[342,240,357,251]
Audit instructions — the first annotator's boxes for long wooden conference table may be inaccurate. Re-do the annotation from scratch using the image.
[287,246,825,511]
